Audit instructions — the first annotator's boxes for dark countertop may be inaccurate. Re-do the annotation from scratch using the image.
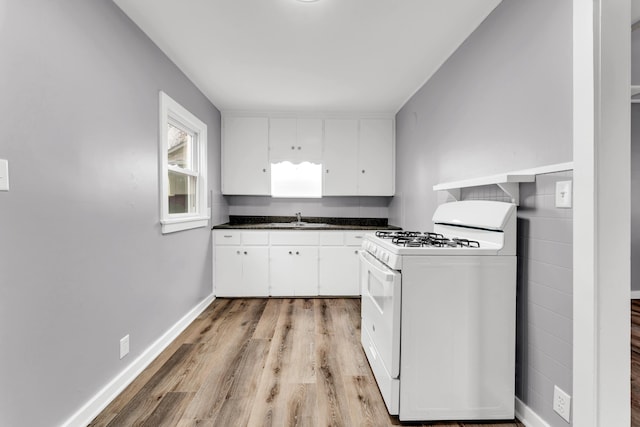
[212,215,401,231]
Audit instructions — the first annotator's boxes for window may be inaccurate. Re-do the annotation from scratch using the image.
[159,91,208,233]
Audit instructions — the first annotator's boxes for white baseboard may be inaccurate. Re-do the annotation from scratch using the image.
[62,294,215,427]
[515,397,551,427]
[631,290,640,299]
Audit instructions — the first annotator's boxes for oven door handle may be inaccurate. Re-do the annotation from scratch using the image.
[359,251,395,282]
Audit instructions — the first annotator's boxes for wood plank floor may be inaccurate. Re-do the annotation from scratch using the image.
[632,300,640,426]
[89,298,524,427]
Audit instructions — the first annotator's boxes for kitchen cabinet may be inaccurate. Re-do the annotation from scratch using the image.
[323,118,394,196]
[358,119,394,196]
[222,116,270,195]
[214,231,269,297]
[318,232,364,296]
[323,119,359,195]
[269,118,322,163]
[269,231,319,296]
[213,229,373,297]
[222,114,394,196]
[269,247,319,296]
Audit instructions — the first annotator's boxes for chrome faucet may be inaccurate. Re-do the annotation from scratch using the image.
[295,212,302,223]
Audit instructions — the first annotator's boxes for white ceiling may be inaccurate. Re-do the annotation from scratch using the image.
[113,0,502,114]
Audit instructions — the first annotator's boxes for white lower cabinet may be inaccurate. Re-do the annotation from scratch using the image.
[215,246,269,297]
[269,246,319,296]
[214,231,269,297]
[269,231,319,297]
[213,230,372,297]
[318,231,365,296]
[319,247,360,296]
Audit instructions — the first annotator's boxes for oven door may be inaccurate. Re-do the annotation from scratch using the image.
[359,250,401,414]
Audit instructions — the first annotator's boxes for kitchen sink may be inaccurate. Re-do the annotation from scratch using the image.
[268,222,328,228]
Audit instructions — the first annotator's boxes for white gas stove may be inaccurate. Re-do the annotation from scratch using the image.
[362,200,516,268]
[360,200,517,422]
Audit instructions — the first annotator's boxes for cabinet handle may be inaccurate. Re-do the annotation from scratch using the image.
[262,168,266,172]
[289,251,293,255]
[296,251,300,255]
[355,250,358,254]
[297,146,301,150]
[354,235,363,239]
[291,146,295,150]
[362,170,366,174]
[326,169,329,173]
[236,250,241,255]
[244,251,247,255]
[224,235,233,238]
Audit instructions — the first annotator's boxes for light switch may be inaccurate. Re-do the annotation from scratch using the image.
[0,159,9,191]
[555,180,572,208]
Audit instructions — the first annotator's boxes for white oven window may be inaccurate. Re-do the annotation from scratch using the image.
[368,273,387,313]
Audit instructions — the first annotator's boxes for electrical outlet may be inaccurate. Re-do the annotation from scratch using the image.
[120,334,130,359]
[553,385,571,422]
[555,180,572,208]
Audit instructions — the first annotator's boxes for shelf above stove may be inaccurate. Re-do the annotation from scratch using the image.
[433,161,574,205]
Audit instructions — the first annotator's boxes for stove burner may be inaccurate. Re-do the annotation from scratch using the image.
[381,231,480,248]
[376,231,422,239]
[392,237,427,247]
[452,238,480,248]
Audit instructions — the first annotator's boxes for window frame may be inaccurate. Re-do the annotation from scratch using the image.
[159,91,208,234]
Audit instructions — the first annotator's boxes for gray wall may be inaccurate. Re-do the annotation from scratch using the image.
[392,1,573,426]
[390,0,572,230]
[0,1,227,426]
[225,196,391,221]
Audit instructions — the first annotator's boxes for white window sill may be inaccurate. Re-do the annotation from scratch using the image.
[161,216,209,234]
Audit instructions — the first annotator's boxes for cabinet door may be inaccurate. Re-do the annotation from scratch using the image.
[241,247,269,297]
[214,246,243,297]
[270,118,322,163]
[293,247,319,296]
[296,118,322,161]
[323,119,358,195]
[269,247,319,296]
[319,247,361,296]
[222,117,270,195]
[269,118,297,162]
[358,118,394,196]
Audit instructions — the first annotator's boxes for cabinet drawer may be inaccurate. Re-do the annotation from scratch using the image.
[270,231,319,246]
[319,232,344,246]
[345,232,368,246]
[214,231,241,245]
[242,231,269,245]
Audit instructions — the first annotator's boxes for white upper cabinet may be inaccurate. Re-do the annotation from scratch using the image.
[323,119,359,195]
[324,118,394,196]
[221,114,394,196]
[358,118,395,196]
[269,118,322,163]
[222,116,270,195]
